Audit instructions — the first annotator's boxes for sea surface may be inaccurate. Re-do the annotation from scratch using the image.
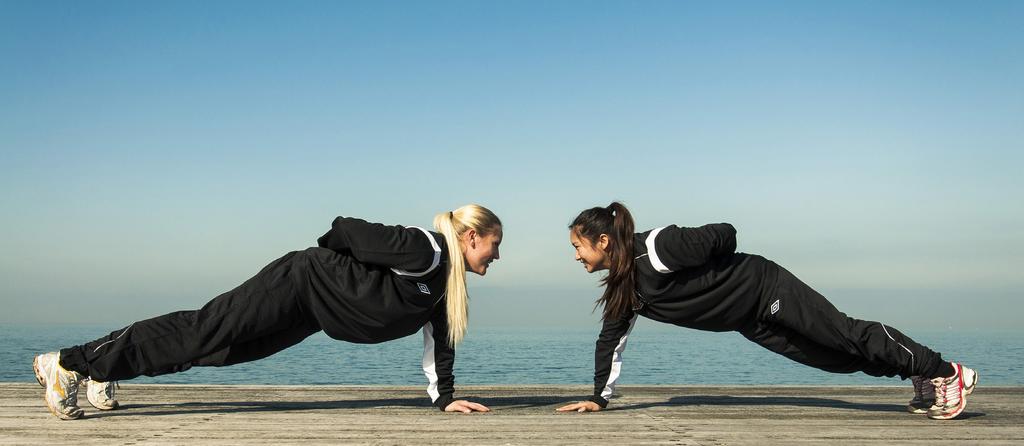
[2,324,1021,387]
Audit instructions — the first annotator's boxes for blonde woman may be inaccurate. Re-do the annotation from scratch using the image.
[34,205,502,419]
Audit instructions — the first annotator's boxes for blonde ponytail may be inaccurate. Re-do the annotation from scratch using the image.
[433,204,501,347]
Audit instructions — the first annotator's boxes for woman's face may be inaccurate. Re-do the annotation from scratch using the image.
[570,229,610,273]
[462,228,502,276]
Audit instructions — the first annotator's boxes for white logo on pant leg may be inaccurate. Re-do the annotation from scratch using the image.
[417,283,431,294]
[771,299,780,315]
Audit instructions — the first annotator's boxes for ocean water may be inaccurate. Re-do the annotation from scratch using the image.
[2,324,1021,386]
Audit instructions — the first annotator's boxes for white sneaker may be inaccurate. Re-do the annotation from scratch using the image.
[907,375,936,414]
[33,352,84,420]
[86,379,119,410]
[928,363,978,420]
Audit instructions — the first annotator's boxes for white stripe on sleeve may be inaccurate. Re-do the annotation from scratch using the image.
[645,226,673,274]
[421,322,441,402]
[601,314,639,401]
[392,227,442,277]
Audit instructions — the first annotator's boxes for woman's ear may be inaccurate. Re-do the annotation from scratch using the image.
[597,233,610,252]
[462,228,478,249]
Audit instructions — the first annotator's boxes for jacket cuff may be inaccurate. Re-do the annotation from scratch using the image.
[588,394,609,408]
[434,394,455,411]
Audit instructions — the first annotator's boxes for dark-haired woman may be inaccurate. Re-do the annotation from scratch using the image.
[556,202,977,420]
[34,205,501,419]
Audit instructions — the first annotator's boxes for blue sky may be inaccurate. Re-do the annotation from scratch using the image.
[1,1,1022,330]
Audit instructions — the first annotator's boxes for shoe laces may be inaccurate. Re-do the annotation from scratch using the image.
[932,368,962,408]
[55,363,81,406]
[89,378,120,399]
[912,375,934,400]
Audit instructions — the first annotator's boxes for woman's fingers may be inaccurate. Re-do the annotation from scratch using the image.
[555,402,584,412]
[555,401,600,412]
[445,400,491,413]
[444,401,467,413]
[466,401,491,412]
[555,402,577,412]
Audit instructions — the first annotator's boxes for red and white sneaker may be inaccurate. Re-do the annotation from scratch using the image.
[927,363,978,420]
[907,375,936,414]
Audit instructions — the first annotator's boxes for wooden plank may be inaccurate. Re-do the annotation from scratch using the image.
[1,384,1020,445]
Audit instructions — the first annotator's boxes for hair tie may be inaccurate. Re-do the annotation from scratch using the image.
[449,211,454,219]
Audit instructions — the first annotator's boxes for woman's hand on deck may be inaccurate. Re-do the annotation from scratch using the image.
[444,400,491,413]
[556,401,602,413]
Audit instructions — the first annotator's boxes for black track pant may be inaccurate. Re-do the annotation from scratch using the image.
[738,265,946,380]
[59,252,321,381]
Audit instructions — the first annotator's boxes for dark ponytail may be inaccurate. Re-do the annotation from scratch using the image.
[569,202,636,321]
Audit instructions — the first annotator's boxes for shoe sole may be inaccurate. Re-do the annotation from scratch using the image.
[32,356,46,388]
[87,395,119,411]
[906,400,935,414]
[929,399,966,420]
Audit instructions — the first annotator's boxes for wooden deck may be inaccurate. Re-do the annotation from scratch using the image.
[1,383,1021,445]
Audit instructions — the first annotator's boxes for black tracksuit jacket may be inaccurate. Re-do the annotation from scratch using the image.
[313,217,457,409]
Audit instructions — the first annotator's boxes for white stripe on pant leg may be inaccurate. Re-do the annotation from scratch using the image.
[92,323,135,353]
[880,323,914,374]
